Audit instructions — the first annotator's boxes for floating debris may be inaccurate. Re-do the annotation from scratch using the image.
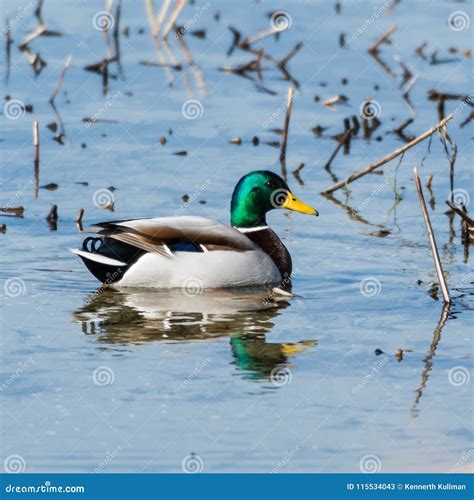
[46,122,58,132]
[46,204,58,222]
[0,207,24,217]
[292,163,305,185]
[322,94,349,110]
[41,183,59,190]
[280,87,295,161]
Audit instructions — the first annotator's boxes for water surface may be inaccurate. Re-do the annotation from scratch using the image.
[1,0,472,473]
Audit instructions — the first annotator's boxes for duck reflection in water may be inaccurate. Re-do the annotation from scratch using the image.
[74,288,316,382]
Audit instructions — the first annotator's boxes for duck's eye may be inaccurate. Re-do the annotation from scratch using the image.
[265,181,275,189]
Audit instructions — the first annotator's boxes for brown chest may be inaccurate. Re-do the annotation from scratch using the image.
[240,228,292,286]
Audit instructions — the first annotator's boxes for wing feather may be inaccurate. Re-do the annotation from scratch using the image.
[94,216,255,255]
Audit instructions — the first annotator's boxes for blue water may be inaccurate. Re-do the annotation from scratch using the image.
[1,0,472,473]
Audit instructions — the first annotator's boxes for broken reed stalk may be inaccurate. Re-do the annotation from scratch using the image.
[280,87,295,162]
[75,207,84,232]
[321,114,454,194]
[46,204,58,222]
[413,167,451,305]
[368,25,396,53]
[50,54,72,103]
[324,128,353,169]
[162,0,185,39]
[445,201,474,226]
[243,26,279,46]
[33,120,39,196]
[75,207,84,224]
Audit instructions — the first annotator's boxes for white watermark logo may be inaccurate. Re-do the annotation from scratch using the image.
[181,453,204,473]
[4,455,26,473]
[92,11,114,31]
[359,277,382,297]
[181,100,204,120]
[92,189,115,209]
[447,366,470,387]
[4,99,26,120]
[4,278,26,297]
[448,11,470,31]
[270,11,292,32]
[270,367,292,387]
[359,99,382,119]
[92,366,115,386]
[359,454,382,473]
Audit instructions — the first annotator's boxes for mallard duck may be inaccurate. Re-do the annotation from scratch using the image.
[72,171,318,289]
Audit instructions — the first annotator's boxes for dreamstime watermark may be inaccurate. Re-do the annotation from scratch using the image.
[92,366,115,386]
[92,11,114,31]
[4,277,26,297]
[261,269,298,307]
[181,277,204,297]
[270,367,292,387]
[456,271,474,290]
[271,445,301,473]
[4,455,26,473]
[174,179,212,216]
[357,179,389,212]
[2,1,34,34]
[269,188,289,208]
[3,99,26,120]
[447,366,470,387]
[359,99,382,120]
[449,449,474,473]
[359,454,382,473]
[173,357,212,395]
[449,188,470,207]
[270,11,293,31]
[450,94,473,121]
[85,90,121,128]
[262,90,299,129]
[85,269,123,306]
[359,277,382,297]
[175,2,211,39]
[4,179,33,209]
[352,356,389,395]
[94,446,122,473]
[92,188,115,209]
[181,453,204,473]
[0,357,35,392]
[181,99,204,120]
[448,11,470,32]
[351,1,390,40]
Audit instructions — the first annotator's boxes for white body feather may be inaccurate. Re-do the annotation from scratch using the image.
[116,249,281,288]
[73,216,282,289]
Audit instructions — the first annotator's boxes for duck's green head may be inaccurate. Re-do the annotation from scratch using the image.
[230,170,318,228]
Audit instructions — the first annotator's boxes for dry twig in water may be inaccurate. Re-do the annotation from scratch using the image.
[321,114,454,194]
[33,120,39,197]
[280,87,295,162]
[50,54,72,103]
[413,167,451,305]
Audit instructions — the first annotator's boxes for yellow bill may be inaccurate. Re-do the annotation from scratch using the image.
[282,192,319,216]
